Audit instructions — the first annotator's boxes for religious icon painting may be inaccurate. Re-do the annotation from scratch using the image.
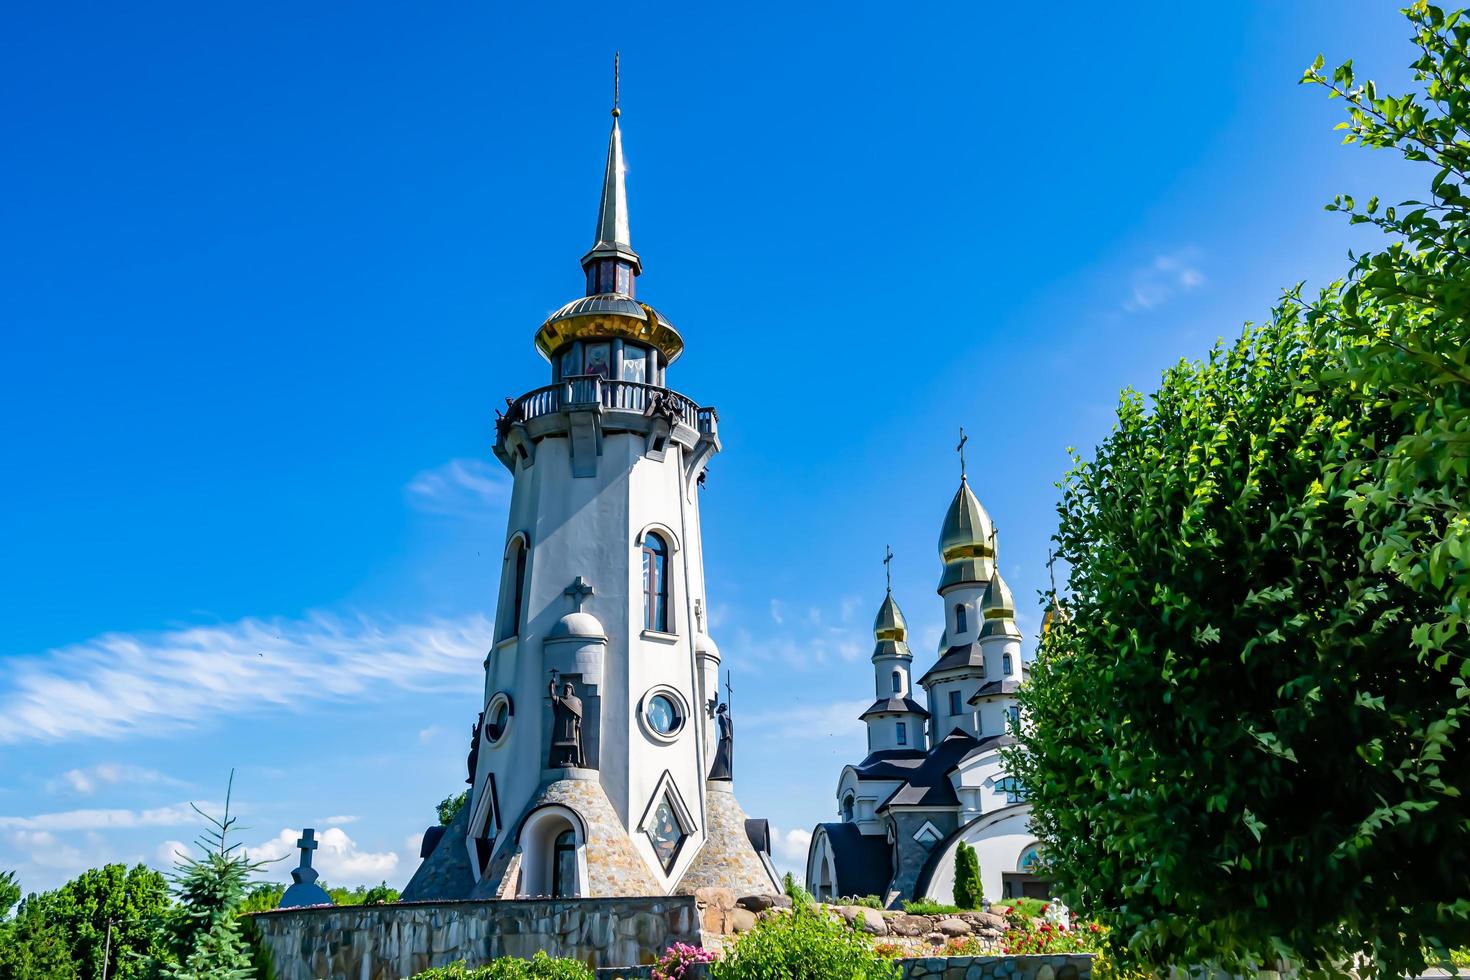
[620,346,646,383]
[560,347,580,378]
[585,343,611,379]
[645,792,687,872]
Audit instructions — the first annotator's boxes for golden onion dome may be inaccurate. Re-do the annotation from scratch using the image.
[980,568,1022,638]
[873,592,908,642]
[938,479,995,564]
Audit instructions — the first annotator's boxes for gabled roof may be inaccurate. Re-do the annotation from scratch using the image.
[813,823,892,898]
[966,680,1021,702]
[849,748,929,780]
[875,730,981,810]
[859,697,930,720]
[918,641,986,686]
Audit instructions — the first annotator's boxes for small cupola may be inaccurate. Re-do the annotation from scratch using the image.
[980,568,1021,639]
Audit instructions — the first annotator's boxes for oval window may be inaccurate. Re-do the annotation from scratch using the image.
[647,694,680,735]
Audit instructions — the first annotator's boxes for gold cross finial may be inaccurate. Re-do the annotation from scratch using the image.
[612,52,620,117]
[957,426,968,481]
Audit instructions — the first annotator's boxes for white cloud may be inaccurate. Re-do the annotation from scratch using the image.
[1122,250,1206,312]
[768,599,784,625]
[318,815,360,825]
[48,763,186,796]
[744,699,868,742]
[418,726,443,744]
[769,826,812,873]
[246,827,400,887]
[0,802,207,832]
[7,830,87,871]
[0,613,494,745]
[406,458,511,519]
[154,839,188,869]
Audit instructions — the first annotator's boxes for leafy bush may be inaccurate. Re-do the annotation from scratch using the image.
[779,871,812,908]
[990,897,1048,920]
[952,843,982,910]
[833,895,883,909]
[710,903,898,980]
[652,942,717,980]
[899,899,960,915]
[407,952,595,979]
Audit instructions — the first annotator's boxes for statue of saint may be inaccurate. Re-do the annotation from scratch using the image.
[548,676,585,769]
[708,702,733,781]
[466,710,483,785]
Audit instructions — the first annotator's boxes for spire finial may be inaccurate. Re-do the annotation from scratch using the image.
[883,545,894,594]
[956,426,969,481]
[612,51,620,117]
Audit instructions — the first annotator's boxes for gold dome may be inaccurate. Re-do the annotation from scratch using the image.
[938,479,995,564]
[873,592,908,642]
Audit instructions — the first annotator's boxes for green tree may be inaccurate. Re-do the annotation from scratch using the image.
[157,773,267,980]
[0,894,79,980]
[0,871,19,918]
[952,842,982,910]
[437,791,468,827]
[38,864,173,980]
[1008,5,1470,976]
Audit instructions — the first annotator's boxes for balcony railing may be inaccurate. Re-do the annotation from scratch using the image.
[508,377,716,435]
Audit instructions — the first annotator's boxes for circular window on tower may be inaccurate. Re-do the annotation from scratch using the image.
[485,693,513,746]
[638,686,688,743]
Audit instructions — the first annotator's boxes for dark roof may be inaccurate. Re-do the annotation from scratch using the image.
[918,642,987,686]
[859,696,930,720]
[814,822,893,898]
[850,748,929,780]
[876,730,981,809]
[966,680,1021,702]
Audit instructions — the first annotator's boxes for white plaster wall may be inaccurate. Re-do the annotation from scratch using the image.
[922,806,1036,906]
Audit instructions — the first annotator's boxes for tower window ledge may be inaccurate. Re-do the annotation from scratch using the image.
[640,629,680,644]
[493,635,520,652]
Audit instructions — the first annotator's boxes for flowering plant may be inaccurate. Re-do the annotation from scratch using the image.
[652,942,718,980]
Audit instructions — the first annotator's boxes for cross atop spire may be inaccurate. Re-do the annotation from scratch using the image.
[582,54,641,295]
[956,426,969,482]
[883,545,894,594]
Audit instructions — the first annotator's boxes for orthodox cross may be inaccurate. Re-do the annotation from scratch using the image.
[612,51,620,116]
[724,670,734,717]
[957,426,969,481]
[883,545,894,594]
[694,598,704,631]
[292,828,321,884]
[564,576,594,612]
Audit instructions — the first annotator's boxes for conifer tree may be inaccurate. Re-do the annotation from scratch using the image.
[953,843,983,910]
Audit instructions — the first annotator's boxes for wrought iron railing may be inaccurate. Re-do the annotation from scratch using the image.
[509,377,716,435]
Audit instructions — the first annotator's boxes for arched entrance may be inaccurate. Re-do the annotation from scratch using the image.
[517,805,587,898]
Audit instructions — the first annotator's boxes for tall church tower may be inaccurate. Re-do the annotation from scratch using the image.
[404,84,778,901]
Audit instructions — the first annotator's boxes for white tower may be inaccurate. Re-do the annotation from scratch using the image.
[404,87,777,902]
[861,565,930,755]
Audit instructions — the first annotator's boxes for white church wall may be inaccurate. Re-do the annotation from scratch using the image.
[921,806,1035,906]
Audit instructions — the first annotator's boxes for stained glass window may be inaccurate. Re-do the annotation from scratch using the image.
[645,794,687,872]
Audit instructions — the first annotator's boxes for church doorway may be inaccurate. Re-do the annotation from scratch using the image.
[1001,873,1051,899]
[517,805,586,898]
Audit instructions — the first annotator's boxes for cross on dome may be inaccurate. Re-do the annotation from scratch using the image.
[564,576,595,612]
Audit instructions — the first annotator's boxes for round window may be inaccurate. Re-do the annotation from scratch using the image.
[485,694,512,744]
[639,687,688,741]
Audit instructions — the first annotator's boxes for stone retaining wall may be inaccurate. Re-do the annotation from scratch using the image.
[597,956,1092,979]
[250,897,700,980]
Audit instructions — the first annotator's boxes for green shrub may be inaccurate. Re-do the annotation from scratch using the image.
[407,952,595,979]
[899,899,961,915]
[834,895,883,909]
[779,871,812,908]
[952,843,982,910]
[711,903,898,980]
[991,897,1047,920]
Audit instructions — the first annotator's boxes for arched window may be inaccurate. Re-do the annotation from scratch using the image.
[890,670,902,694]
[1002,652,1013,675]
[642,533,670,632]
[842,794,855,822]
[500,539,528,641]
[955,603,968,634]
[552,828,577,898]
[896,721,907,746]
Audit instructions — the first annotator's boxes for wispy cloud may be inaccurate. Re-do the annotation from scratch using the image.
[0,802,209,832]
[48,763,187,796]
[406,458,511,519]
[0,614,493,745]
[744,699,868,742]
[1122,249,1206,312]
[769,826,812,874]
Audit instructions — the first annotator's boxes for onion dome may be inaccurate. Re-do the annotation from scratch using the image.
[872,593,911,661]
[695,631,721,661]
[547,611,607,641]
[980,569,1022,639]
[938,479,995,563]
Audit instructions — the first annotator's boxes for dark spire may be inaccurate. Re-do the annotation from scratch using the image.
[582,52,641,296]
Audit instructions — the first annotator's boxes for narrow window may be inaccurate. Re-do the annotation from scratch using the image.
[949,690,962,716]
[510,545,527,638]
[552,828,577,898]
[1003,652,1013,675]
[896,721,907,746]
[642,533,669,632]
[891,671,902,694]
[1007,706,1020,732]
[842,795,855,822]
[955,603,968,634]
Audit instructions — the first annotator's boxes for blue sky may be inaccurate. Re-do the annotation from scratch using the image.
[0,1,1429,891]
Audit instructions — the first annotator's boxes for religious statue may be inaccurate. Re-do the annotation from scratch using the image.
[708,702,734,781]
[465,710,483,785]
[548,673,586,769]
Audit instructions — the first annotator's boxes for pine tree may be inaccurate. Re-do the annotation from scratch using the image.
[953,842,982,910]
[158,772,267,980]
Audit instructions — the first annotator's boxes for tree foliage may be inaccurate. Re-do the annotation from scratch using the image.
[0,865,171,980]
[710,903,899,980]
[0,894,79,980]
[438,791,469,827]
[1008,4,1470,976]
[952,842,982,910]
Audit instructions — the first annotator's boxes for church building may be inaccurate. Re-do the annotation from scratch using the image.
[804,471,1048,907]
[403,89,779,903]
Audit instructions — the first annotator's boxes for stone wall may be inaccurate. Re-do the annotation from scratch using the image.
[596,957,1092,979]
[250,897,700,980]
